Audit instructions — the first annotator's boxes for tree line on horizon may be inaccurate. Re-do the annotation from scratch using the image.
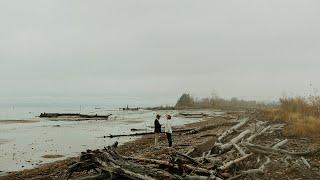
[175,93,268,109]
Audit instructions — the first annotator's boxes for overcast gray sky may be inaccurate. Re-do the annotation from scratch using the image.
[1,0,320,106]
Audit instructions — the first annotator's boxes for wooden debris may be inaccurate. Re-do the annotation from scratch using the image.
[272,139,288,149]
[66,143,182,180]
[213,129,251,154]
[185,175,222,180]
[186,148,195,156]
[187,122,238,135]
[301,157,311,168]
[217,118,249,142]
[131,128,147,132]
[243,142,320,156]
[241,156,271,175]
[178,113,209,118]
[102,128,196,138]
[232,143,246,157]
[64,115,319,180]
[246,125,271,142]
[39,113,112,119]
[219,153,253,171]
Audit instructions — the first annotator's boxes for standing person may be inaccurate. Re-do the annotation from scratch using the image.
[164,115,173,147]
[154,114,161,147]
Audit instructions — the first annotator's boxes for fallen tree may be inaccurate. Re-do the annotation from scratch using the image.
[243,142,320,156]
[186,121,238,135]
[212,129,251,154]
[101,128,196,138]
[217,118,249,143]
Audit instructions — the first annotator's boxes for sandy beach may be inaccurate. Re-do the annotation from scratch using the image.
[0,139,11,145]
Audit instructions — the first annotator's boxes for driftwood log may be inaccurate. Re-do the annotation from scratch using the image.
[219,153,253,171]
[246,125,271,142]
[212,129,251,154]
[243,142,320,156]
[217,118,249,142]
[102,128,196,138]
[186,121,238,135]
[241,156,271,175]
[272,139,288,149]
[40,113,112,119]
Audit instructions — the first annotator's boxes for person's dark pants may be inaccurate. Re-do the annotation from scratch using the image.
[166,133,172,147]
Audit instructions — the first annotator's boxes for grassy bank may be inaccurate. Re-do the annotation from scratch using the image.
[263,96,320,138]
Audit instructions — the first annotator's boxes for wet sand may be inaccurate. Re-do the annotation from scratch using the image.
[0,109,208,172]
[0,139,11,145]
[0,120,39,124]
[0,117,220,179]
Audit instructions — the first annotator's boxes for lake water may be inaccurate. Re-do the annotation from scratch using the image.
[0,106,219,172]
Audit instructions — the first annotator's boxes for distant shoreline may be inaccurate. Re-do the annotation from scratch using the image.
[0,120,39,124]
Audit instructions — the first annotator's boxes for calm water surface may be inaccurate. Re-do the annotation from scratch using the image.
[0,106,220,172]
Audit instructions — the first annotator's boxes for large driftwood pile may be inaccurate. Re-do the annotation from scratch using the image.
[65,118,319,180]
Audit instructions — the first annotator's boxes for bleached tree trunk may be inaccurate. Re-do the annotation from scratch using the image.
[272,139,288,149]
[219,153,253,170]
[301,157,311,168]
[232,142,246,157]
[214,129,251,154]
[242,157,271,175]
[246,125,271,142]
[243,142,320,156]
[217,118,249,142]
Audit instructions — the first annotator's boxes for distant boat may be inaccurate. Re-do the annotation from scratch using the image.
[95,107,102,109]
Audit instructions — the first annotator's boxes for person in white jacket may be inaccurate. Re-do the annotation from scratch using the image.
[164,115,173,147]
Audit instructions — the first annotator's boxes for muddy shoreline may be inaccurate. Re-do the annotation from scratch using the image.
[0,109,205,172]
[0,120,39,124]
[0,115,216,179]
[1,110,319,180]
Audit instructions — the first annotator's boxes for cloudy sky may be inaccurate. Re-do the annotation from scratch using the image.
[0,0,320,106]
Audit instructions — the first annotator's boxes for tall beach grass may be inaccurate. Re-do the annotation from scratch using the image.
[264,96,320,138]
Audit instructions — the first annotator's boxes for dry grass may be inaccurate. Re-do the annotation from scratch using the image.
[286,115,320,137]
[280,96,320,117]
[263,96,320,138]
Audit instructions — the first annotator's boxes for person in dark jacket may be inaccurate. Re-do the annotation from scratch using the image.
[154,114,161,147]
